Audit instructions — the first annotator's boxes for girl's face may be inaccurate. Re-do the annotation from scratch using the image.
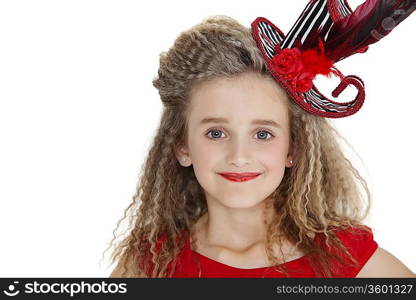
[178,72,293,209]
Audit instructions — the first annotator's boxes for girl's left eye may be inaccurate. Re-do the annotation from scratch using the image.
[205,128,274,140]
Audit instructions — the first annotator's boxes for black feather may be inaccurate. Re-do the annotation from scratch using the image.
[324,0,416,62]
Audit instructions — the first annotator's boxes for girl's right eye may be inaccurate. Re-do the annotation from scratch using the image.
[206,129,225,140]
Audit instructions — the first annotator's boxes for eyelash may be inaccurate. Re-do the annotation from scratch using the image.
[205,127,275,141]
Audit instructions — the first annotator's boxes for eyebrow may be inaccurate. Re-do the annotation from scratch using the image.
[199,117,282,128]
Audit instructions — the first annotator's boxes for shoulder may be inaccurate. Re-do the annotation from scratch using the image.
[325,225,414,277]
[356,247,416,278]
[331,225,379,265]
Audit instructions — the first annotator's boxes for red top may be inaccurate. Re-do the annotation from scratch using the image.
[161,226,378,278]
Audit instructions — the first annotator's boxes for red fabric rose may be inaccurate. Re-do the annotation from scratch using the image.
[270,40,335,93]
[294,72,314,93]
[271,48,303,77]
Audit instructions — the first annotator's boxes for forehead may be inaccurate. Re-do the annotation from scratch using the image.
[188,73,289,126]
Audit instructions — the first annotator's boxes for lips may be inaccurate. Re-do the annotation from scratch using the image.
[218,172,262,182]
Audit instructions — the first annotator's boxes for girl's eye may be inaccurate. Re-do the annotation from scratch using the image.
[256,130,273,140]
[205,128,274,141]
[206,129,225,139]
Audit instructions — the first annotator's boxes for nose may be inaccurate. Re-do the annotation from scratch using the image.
[226,137,252,167]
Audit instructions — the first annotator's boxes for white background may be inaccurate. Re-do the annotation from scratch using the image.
[0,0,414,277]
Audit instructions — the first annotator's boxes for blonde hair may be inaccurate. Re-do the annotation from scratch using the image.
[102,15,372,277]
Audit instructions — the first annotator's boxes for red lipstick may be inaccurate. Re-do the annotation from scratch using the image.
[218,172,261,182]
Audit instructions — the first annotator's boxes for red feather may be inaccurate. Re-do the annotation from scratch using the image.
[301,39,334,76]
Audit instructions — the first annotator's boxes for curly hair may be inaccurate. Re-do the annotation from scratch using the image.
[102,15,372,278]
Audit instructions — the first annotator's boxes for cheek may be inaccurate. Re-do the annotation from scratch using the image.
[191,137,216,160]
[259,155,285,174]
[189,139,218,175]
[259,140,288,163]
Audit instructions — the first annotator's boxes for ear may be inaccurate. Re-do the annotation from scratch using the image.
[285,139,295,168]
[175,145,192,167]
[285,145,298,168]
[285,152,294,168]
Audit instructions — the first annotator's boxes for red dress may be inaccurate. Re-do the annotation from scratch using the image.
[164,226,378,278]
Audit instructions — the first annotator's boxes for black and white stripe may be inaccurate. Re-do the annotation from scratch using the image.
[280,0,315,49]
[339,0,353,17]
[257,21,284,59]
[324,22,334,41]
[301,4,330,44]
[282,0,326,49]
[303,87,353,113]
[281,0,353,49]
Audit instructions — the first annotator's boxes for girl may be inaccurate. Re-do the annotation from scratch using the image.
[105,12,415,277]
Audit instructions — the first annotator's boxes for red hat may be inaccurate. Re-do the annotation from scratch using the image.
[251,0,415,118]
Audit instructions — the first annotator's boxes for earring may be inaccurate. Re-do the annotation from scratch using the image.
[289,160,293,164]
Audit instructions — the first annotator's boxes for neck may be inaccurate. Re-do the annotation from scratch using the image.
[195,197,276,252]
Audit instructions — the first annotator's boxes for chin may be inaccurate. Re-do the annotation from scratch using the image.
[217,195,265,209]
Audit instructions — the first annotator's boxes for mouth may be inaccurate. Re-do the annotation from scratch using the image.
[218,172,262,182]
